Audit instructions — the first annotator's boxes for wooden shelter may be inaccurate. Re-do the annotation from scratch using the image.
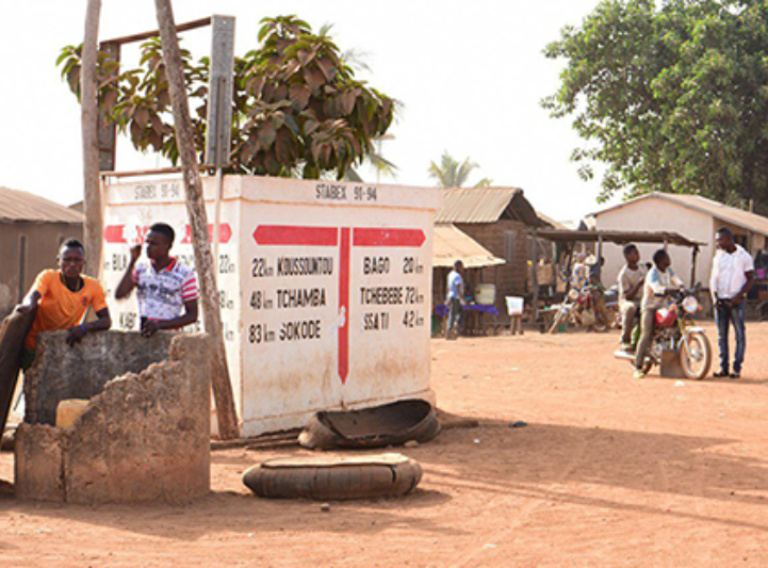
[529,228,704,320]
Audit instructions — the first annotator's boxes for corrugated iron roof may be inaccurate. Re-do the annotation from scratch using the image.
[433,224,505,268]
[534,228,703,248]
[0,186,83,224]
[593,192,768,237]
[435,187,522,224]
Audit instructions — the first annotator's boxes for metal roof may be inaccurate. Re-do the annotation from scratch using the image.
[435,188,522,224]
[0,186,83,224]
[593,192,768,237]
[533,229,703,248]
[433,224,505,269]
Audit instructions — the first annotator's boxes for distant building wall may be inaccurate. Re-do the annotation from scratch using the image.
[0,222,82,317]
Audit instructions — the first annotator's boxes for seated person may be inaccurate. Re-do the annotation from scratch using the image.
[617,244,646,351]
[571,253,589,291]
[16,239,111,368]
[634,249,683,378]
[115,223,198,337]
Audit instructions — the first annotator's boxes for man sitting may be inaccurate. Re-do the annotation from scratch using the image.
[617,244,646,352]
[16,239,111,368]
[634,249,683,379]
[115,222,198,337]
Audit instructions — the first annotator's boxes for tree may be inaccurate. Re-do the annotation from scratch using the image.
[427,151,492,188]
[543,0,768,214]
[57,15,395,180]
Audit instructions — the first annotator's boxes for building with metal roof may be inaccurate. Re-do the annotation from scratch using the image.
[432,188,551,319]
[589,192,768,293]
[0,187,83,317]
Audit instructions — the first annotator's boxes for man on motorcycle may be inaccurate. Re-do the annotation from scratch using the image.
[635,249,683,378]
[617,245,646,352]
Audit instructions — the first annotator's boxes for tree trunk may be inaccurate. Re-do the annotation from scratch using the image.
[81,0,102,275]
[154,0,239,439]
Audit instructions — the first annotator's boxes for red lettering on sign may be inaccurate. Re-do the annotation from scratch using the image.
[103,225,126,243]
[338,228,350,384]
[353,228,425,247]
[181,223,233,244]
[253,225,338,247]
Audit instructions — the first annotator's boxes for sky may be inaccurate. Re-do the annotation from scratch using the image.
[0,0,614,223]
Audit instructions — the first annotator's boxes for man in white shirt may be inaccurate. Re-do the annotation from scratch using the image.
[445,260,466,340]
[710,227,754,378]
[635,249,683,378]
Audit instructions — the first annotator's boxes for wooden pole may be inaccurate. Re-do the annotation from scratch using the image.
[81,0,103,276]
[154,0,239,439]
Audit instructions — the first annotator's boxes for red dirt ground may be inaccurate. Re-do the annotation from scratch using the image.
[3,321,768,567]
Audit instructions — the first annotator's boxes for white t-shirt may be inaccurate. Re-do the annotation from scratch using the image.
[446,269,464,301]
[642,266,683,311]
[710,245,754,300]
[132,258,199,321]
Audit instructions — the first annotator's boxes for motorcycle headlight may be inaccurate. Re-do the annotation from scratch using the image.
[682,296,699,314]
[568,289,580,301]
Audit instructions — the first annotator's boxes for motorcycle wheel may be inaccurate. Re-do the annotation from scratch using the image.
[628,358,653,374]
[549,308,567,334]
[680,331,712,380]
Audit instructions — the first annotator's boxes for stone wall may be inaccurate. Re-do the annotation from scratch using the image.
[15,332,212,504]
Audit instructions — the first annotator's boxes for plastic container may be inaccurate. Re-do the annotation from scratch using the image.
[475,284,496,306]
[505,296,524,316]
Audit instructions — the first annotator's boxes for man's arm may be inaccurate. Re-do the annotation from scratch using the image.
[115,245,142,299]
[66,307,112,346]
[141,300,198,338]
[731,271,755,306]
[15,290,41,314]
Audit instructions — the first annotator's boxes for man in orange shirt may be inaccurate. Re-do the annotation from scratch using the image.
[16,239,111,367]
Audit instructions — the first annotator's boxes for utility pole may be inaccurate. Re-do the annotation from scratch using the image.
[81,0,102,275]
[154,0,239,439]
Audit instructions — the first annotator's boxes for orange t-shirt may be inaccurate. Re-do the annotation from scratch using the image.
[24,270,108,350]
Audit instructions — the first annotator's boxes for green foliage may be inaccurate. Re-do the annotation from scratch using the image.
[58,15,394,179]
[543,0,768,214]
[427,151,492,188]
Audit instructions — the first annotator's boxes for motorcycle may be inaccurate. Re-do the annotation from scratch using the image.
[549,284,615,333]
[613,289,712,380]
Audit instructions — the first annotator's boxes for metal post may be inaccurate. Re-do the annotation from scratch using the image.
[596,235,604,281]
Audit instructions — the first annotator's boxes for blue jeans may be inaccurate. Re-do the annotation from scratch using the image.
[715,300,746,373]
[446,298,462,337]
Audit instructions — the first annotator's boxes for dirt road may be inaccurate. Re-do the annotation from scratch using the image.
[3,322,768,567]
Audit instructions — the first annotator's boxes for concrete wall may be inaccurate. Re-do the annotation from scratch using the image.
[593,198,715,289]
[24,330,174,426]
[15,332,212,504]
[0,222,83,318]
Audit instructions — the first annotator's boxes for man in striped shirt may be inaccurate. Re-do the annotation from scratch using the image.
[115,223,199,337]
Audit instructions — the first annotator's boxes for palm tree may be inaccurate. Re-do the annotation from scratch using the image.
[428,151,492,187]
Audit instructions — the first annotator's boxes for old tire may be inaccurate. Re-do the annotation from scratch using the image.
[243,453,423,500]
[298,399,440,451]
